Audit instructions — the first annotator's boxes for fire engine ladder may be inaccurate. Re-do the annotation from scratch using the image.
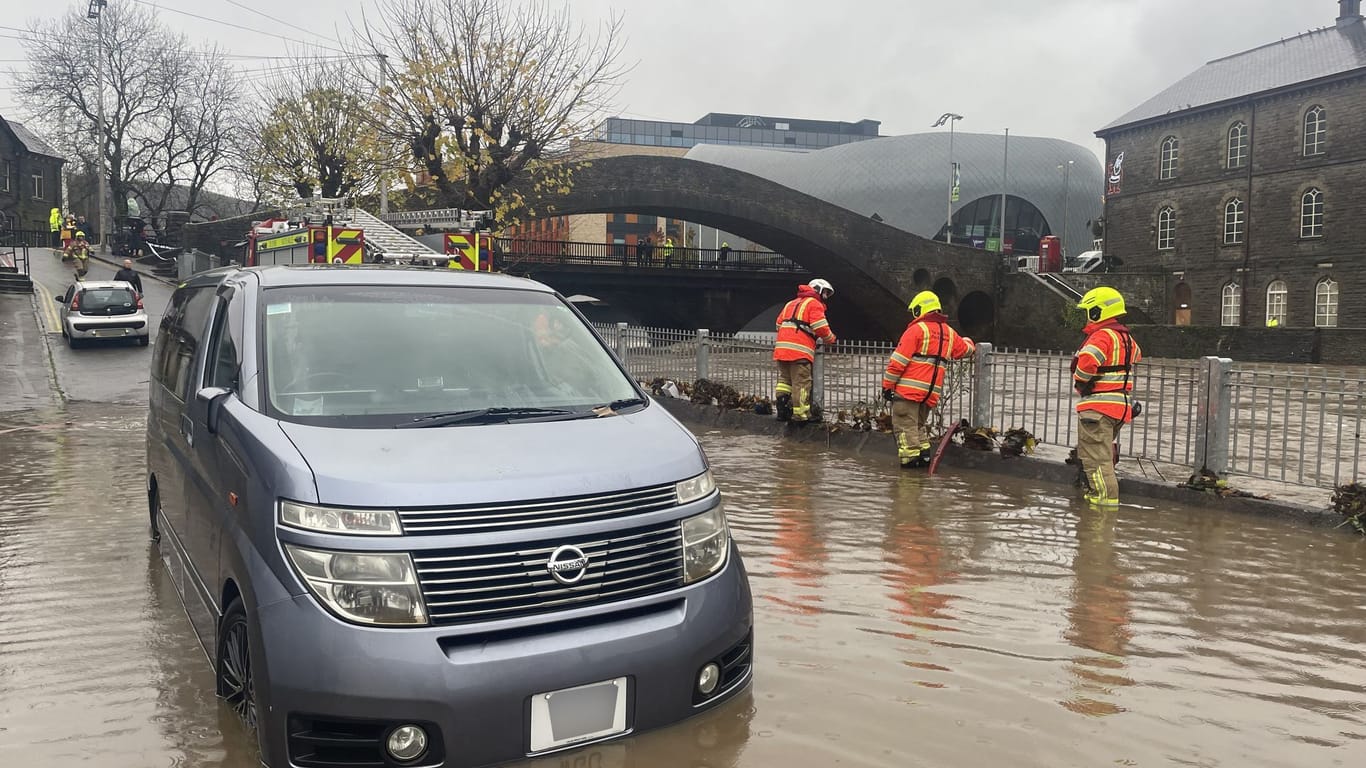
[348,208,441,261]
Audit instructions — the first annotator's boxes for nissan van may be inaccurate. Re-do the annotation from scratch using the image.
[145,265,753,767]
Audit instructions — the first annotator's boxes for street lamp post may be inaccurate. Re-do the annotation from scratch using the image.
[87,0,108,253]
[932,112,963,245]
[1058,159,1074,258]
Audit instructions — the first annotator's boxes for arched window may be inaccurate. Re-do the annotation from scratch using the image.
[1221,283,1242,327]
[1265,280,1288,326]
[1159,136,1179,179]
[1301,188,1324,238]
[1223,198,1245,245]
[1157,206,1175,250]
[1315,279,1339,328]
[1303,106,1327,156]
[1228,122,1249,168]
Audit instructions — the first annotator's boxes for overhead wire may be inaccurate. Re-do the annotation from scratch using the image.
[128,0,329,47]
[221,0,347,47]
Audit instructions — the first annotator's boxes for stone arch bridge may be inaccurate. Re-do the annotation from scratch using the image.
[531,154,1004,340]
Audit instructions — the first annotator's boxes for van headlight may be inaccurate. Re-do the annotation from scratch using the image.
[284,545,428,626]
[681,506,729,583]
[676,470,716,504]
[280,500,402,536]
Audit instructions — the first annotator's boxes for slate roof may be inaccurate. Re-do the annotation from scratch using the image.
[1101,18,1366,133]
[2,117,64,161]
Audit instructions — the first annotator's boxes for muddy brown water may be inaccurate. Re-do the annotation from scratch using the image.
[2,406,1365,767]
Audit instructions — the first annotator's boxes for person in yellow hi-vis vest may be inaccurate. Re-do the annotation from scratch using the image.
[49,207,62,250]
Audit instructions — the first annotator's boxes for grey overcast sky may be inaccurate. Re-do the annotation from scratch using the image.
[0,0,1348,159]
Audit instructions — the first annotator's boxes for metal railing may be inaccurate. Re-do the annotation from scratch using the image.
[593,321,1365,490]
[496,238,806,273]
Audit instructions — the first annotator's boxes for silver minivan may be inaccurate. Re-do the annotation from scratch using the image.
[146,265,753,767]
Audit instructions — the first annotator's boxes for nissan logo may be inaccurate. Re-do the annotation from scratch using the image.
[546,545,590,585]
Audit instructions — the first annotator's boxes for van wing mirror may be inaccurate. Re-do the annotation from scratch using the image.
[196,386,232,434]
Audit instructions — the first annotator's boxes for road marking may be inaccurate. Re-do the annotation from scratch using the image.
[32,282,61,335]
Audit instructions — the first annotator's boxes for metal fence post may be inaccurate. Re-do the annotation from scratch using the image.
[697,328,710,381]
[1195,356,1232,475]
[972,342,993,427]
[812,342,825,410]
[615,322,629,369]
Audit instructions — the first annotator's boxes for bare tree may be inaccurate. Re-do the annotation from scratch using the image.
[15,2,241,226]
[244,58,388,203]
[354,0,626,219]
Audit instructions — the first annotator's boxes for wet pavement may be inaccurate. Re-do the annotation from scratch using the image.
[2,364,1365,768]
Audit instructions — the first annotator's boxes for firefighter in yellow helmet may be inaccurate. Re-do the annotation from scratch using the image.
[881,291,975,467]
[66,230,91,281]
[1071,286,1143,507]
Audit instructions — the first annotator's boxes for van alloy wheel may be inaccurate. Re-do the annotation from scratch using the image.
[218,601,258,733]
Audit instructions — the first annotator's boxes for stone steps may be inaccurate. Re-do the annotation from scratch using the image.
[0,270,33,294]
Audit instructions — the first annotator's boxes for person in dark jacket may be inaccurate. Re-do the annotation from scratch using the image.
[114,258,144,296]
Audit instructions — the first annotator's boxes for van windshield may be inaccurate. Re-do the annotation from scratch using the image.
[261,285,640,427]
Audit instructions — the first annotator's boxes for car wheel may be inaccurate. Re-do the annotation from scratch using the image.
[137,336,149,347]
[217,599,259,739]
[67,335,81,349]
[148,486,160,541]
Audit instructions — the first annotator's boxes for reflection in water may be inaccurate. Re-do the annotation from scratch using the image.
[2,413,1366,768]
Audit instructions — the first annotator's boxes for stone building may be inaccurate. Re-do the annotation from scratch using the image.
[0,116,65,233]
[1097,0,1366,329]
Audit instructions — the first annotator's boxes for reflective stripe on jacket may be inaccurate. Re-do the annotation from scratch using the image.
[1072,321,1143,422]
[882,314,974,407]
[773,288,835,362]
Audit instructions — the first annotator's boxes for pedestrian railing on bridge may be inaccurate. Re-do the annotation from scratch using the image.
[591,321,1365,491]
[498,238,807,273]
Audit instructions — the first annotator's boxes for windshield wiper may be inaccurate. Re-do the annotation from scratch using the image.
[590,397,648,416]
[395,407,577,428]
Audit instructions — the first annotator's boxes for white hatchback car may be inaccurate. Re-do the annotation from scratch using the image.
[56,280,150,348]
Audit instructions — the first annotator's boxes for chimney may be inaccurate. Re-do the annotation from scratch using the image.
[1340,0,1363,26]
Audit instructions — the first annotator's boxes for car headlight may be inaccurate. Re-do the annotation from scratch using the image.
[284,545,428,626]
[681,506,729,584]
[280,500,402,536]
[676,470,716,505]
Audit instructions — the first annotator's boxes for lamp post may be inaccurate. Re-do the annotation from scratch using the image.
[932,112,963,245]
[87,0,108,253]
[1058,159,1074,258]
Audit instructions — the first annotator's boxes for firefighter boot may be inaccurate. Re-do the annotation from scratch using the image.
[911,442,933,468]
[897,434,920,468]
[775,393,793,422]
[1083,467,1119,509]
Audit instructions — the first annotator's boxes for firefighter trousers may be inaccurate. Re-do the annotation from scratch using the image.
[1078,413,1124,505]
[891,399,932,465]
[775,360,813,421]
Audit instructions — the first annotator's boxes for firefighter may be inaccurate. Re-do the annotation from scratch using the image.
[774,279,837,423]
[1071,286,1143,508]
[881,291,975,468]
[66,231,91,281]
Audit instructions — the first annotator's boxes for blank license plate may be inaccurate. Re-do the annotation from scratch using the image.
[529,677,628,753]
[92,329,125,337]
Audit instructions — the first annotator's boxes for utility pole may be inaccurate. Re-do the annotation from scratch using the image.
[88,0,109,253]
[377,53,389,214]
[932,113,963,245]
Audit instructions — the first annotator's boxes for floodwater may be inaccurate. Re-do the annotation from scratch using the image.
[2,405,1366,768]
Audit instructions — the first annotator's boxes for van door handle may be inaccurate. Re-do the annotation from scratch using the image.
[181,413,194,447]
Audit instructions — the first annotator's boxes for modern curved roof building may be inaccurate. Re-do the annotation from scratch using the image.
[685,132,1105,257]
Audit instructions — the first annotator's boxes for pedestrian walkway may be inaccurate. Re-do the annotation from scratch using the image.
[0,293,56,412]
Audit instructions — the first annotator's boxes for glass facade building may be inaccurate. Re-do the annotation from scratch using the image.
[592,113,881,150]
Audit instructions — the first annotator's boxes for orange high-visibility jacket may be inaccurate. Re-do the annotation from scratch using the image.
[882,314,975,407]
[773,287,836,362]
[1072,321,1143,422]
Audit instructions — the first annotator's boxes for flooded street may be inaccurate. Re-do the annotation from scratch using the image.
[2,405,1365,767]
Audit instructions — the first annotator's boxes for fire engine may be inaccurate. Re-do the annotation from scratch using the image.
[378,207,497,272]
[245,198,367,267]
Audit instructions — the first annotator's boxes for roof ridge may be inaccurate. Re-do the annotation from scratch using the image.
[1206,24,1337,64]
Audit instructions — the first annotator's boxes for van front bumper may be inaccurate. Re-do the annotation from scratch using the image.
[253,544,752,768]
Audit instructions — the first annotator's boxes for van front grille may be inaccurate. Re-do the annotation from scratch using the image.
[397,483,678,534]
[413,521,685,625]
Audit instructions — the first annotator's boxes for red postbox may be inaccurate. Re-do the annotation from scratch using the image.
[1039,236,1062,273]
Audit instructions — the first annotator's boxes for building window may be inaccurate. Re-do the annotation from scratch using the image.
[1315,279,1339,328]
[1300,188,1324,238]
[1,160,10,193]
[1221,283,1242,326]
[1265,280,1288,326]
[1156,206,1175,250]
[1227,121,1249,168]
[31,174,43,200]
[1223,198,1245,245]
[1159,136,1179,179]
[1303,106,1326,156]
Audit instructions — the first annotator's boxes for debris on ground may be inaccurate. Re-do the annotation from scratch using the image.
[1179,468,1269,499]
[1331,482,1365,534]
[962,426,999,452]
[647,378,690,400]
[831,403,883,432]
[689,378,773,413]
[999,428,1037,458]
